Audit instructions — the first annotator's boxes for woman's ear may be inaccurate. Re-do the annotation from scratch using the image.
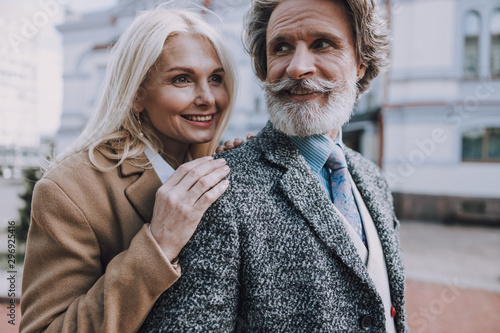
[133,87,146,112]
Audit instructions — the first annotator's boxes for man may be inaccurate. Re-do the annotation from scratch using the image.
[140,0,407,332]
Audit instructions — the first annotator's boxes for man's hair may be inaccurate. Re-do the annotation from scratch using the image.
[243,0,390,95]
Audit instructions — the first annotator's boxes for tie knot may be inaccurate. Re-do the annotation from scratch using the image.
[325,144,347,171]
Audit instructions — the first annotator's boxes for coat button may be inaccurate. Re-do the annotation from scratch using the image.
[360,315,374,331]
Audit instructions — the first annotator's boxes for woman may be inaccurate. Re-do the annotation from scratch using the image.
[20,7,236,333]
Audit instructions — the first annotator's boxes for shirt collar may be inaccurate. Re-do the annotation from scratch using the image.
[144,147,175,183]
[289,129,343,173]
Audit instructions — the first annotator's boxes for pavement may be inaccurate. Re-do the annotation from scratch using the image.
[1,177,499,332]
[400,221,500,333]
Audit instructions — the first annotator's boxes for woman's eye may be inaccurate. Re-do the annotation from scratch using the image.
[172,76,189,84]
[210,75,223,84]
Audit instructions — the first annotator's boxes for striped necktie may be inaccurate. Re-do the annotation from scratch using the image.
[325,144,366,246]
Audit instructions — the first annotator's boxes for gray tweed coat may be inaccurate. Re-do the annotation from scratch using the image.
[140,122,407,333]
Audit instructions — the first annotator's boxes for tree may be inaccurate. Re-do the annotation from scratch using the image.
[17,167,42,248]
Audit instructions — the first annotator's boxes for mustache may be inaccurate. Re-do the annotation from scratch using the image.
[263,77,345,95]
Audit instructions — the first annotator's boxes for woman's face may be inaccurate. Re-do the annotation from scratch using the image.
[138,33,228,153]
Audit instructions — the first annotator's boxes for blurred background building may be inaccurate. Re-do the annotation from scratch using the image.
[2,0,500,224]
[382,0,500,224]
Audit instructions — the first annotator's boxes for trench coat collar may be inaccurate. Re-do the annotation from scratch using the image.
[120,155,162,224]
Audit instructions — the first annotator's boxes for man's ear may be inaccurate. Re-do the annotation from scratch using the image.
[357,64,367,81]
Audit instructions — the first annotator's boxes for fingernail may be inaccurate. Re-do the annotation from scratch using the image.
[217,158,226,164]
[206,156,214,160]
[222,179,230,186]
[223,165,230,171]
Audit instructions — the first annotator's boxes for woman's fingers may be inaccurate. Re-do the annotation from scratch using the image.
[194,179,230,210]
[215,133,255,153]
[165,155,213,185]
[174,158,227,192]
[189,163,230,199]
[150,158,230,261]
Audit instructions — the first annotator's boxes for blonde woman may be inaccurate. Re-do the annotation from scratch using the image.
[20,7,236,333]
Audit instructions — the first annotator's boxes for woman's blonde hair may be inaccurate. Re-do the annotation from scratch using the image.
[50,6,236,171]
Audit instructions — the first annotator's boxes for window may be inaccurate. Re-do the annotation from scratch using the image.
[464,11,481,78]
[462,127,500,161]
[491,10,500,77]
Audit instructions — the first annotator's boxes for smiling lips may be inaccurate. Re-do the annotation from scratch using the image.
[182,115,214,122]
[290,87,315,95]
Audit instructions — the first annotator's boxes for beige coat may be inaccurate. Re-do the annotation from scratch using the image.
[20,151,180,333]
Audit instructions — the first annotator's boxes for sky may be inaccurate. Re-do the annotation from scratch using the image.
[1,0,118,136]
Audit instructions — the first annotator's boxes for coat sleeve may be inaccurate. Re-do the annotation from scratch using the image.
[138,194,241,332]
[20,178,181,333]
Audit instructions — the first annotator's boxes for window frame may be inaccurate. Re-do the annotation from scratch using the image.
[462,127,500,162]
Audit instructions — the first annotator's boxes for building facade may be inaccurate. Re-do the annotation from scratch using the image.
[381,0,500,223]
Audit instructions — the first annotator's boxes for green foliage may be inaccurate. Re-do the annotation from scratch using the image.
[17,167,42,246]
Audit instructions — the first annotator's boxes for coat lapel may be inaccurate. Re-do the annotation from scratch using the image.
[120,158,162,224]
[259,123,373,287]
[345,148,406,311]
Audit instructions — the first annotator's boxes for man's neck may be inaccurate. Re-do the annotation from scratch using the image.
[323,128,340,142]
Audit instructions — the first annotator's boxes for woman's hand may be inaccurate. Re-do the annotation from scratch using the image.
[150,156,230,262]
[216,133,255,153]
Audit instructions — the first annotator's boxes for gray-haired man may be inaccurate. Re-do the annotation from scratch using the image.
[141,0,407,332]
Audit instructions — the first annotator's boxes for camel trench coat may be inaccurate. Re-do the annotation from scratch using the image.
[20,151,180,333]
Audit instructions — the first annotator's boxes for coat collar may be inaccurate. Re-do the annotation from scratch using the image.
[258,122,405,310]
[119,156,162,224]
[258,122,374,288]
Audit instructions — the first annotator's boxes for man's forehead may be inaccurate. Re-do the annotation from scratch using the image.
[266,0,352,44]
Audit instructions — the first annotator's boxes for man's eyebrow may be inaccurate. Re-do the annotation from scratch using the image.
[309,31,346,45]
[267,31,346,50]
[267,35,287,49]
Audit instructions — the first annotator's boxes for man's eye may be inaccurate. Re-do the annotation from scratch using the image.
[314,40,332,49]
[275,44,291,53]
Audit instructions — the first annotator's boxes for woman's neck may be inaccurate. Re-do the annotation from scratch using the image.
[160,145,189,170]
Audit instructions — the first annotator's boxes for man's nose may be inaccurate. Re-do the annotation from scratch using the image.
[286,44,316,79]
[194,82,215,107]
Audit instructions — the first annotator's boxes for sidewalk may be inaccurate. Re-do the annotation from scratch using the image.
[401,220,500,332]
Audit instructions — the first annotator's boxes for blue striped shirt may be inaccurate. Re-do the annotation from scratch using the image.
[289,131,343,201]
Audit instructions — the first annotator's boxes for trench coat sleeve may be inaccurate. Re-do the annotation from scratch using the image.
[20,178,181,333]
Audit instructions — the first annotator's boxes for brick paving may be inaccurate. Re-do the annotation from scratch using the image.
[406,279,500,333]
[1,301,19,333]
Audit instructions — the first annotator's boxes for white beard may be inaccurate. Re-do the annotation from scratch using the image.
[263,74,358,137]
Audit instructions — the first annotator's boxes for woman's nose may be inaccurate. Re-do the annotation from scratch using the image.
[194,83,215,107]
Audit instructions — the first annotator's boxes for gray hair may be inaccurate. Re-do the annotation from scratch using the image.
[243,0,390,95]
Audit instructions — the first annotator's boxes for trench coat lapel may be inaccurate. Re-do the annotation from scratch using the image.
[120,158,162,224]
[259,122,373,287]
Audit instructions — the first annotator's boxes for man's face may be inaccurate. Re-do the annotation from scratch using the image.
[264,0,366,137]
